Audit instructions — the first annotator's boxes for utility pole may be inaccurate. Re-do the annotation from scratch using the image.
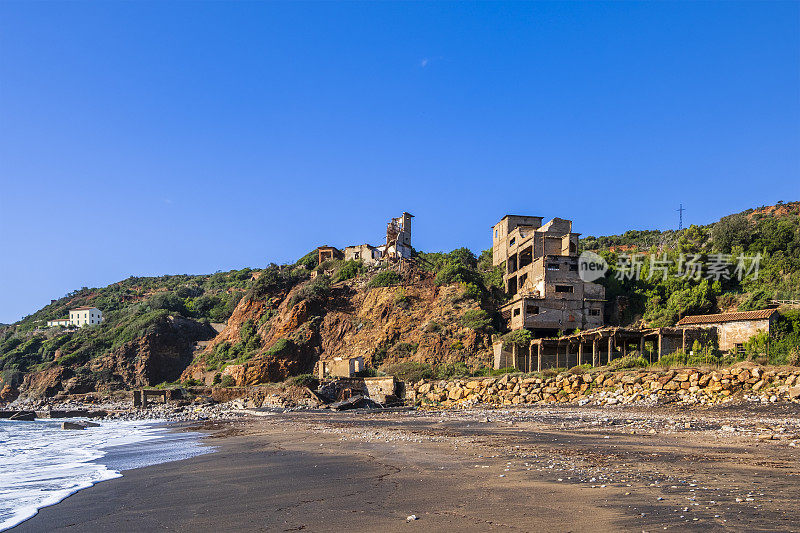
[677,204,685,230]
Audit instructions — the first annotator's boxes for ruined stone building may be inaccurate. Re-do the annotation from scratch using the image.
[492,215,605,336]
[676,309,778,352]
[317,246,343,265]
[316,212,414,266]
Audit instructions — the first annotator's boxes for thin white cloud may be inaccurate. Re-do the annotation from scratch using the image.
[420,56,443,69]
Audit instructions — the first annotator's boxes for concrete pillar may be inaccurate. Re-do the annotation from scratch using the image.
[512,343,519,370]
[565,343,571,368]
[555,343,560,369]
[682,329,687,353]
[592,339,598,367]
[639,336,646,362]
[525,344,531,373]
[537,343,542,372]
[608,337,614,365]
[658,333,663,360]
[578,342,584,366]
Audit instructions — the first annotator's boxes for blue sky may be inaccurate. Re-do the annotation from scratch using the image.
[1,2,798,323]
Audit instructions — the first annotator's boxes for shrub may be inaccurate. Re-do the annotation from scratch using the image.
[147,292,187,315]
[380,362,433,382]
[295,250,319,270]
[336,260,365,281]
[423,321,442,333]
[608,355,648,370]
[289,275,331,307]
[502,329,532,349]
[744,331,769,358]
[286,374,318,389]
[393,342,418,356]
[372,346,388,365]
[434,361,470,379]
[266,338,292,356]
[219,374,235,387]
[460,309,492,331]
[450,341,464,351]
[394,288,410,307]
[568,364,592,374]
[367,270,401,288]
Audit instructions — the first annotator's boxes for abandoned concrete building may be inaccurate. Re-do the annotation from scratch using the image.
[317,246,343,265]
[343,243,382,265]
[676,309,779,353]
[317,355,365,379]
[320,212,415,266]
[492,215,605,336]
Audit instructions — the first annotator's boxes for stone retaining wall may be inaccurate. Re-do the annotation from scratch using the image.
[408,365,800,408]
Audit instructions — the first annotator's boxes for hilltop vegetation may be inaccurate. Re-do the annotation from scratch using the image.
[0,269,259,395]
[582,201,800,323]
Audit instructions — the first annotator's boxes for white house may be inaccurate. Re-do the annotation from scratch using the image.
[46,318,71,328]
[69,306,103,327]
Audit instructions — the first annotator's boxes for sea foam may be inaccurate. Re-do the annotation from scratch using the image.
[0,418,208,531]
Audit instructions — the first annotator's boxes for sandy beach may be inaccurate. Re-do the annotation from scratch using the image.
[9,402,800,532]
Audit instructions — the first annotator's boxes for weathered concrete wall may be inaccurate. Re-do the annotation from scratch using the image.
[344,245,380,265]
[718,319,771,350]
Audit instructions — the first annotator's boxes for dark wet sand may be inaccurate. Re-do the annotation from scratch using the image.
[12,405,800,532]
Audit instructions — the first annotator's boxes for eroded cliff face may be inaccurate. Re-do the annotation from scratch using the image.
[16,316,216,400]
[182,271,494,386]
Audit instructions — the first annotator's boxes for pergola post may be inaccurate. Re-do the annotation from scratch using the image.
[639,336,646,362]
[658,333,663,360]
[537,343,542,372]
[592,339,598,367]
[578,342,584,366]
[607,336,614,365]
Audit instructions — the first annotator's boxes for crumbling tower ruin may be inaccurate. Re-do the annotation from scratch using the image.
[383,212,413,260]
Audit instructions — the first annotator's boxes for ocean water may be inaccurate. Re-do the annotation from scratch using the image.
[0,418,210,531]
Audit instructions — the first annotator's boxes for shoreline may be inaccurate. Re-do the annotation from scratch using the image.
[1,418,211,532]
[10,403,800,532]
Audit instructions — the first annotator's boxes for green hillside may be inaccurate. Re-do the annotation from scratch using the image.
[0,269,260,389]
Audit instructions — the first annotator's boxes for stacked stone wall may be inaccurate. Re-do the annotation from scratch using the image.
[408,365,800,408]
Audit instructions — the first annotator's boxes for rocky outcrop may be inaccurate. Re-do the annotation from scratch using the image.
[182,269,494,386]
[409,363,800,409]
[18,316,215,399]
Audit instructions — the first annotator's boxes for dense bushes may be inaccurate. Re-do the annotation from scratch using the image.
[502,329,532,349]
[379,362,433,382]
[336,260,365,281]
[289,276,331,307]
[367,270,401,288]
[460,309,492,332]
